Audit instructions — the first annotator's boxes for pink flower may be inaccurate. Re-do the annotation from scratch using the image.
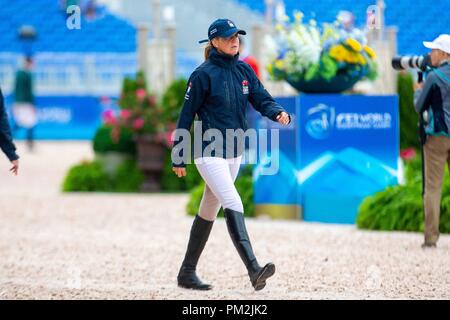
[120,109,132,121]
[132,118,145,130]
[136,89,147,101]
[400,148,417,161]
[166,130,174,147]
[103,110,118,125]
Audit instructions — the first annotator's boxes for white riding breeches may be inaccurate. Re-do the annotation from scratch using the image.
[194,156,243,221]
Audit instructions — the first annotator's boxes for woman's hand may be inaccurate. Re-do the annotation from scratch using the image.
[172,167,187,178]
[276,111,291,125]
[10,160,19,176]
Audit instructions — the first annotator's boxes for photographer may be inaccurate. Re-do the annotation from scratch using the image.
[413,34,450,248]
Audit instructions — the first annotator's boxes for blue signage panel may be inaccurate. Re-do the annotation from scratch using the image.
[251,94,399,224]
[251,97,298,205]
[297,94,399,223]
[5,95,109,140]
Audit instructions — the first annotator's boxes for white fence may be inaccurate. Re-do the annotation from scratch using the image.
[0,52,137,97]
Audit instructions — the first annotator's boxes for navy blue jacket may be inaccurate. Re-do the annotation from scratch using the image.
[0,88,19,162]
[172,48,287,167]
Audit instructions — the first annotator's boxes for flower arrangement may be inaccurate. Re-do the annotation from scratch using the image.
[100,71,174,146]
[265,11,378,93]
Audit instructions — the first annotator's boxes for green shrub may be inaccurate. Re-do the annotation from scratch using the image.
[161,78,188,125]
[92,125,136,156]
[357,184,424,232]
[187,182,207,216]
[62,161,112,192]
[357,155,450,233]
[405,152,423,184]
[113,159,145,192]
[186,165,255,218]
[397,72,420,149]
[63,159,144,193]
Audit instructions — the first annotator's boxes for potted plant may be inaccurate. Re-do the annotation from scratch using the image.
[265,11,378,93]
[105,71,169,192]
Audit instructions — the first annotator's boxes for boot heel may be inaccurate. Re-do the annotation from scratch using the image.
[177,215,214,291]
[252,263,275,291]
[224,208,275,291]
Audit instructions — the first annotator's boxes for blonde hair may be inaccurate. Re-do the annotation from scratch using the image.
[204,42,213,60]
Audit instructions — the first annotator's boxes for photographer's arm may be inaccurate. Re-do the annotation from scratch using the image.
[414,72,436,114]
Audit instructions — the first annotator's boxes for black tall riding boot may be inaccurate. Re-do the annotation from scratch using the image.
[223,208,275,291]
[177,214,214,290]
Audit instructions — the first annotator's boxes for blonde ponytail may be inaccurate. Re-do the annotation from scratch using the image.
[204,42,213,61]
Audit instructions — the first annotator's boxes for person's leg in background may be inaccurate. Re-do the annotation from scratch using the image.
[196,156,275,291]
[26,126,34,151]
[423,136,448,247]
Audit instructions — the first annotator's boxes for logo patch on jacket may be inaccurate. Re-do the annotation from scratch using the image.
[242,80,249,95]
[185,82,192,100]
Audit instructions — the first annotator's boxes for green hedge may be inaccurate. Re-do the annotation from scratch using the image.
[62,159,144,193]
[62,161,111,192]
[63,147,205,194]
[397,72,420,149]
[92,125,136,156]
[356,154,450,233]
[186,165,255,218]
[160,78,188,125]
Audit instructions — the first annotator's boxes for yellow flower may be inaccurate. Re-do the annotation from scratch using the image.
[294,11,304,22]
[267,63,273,74]
[275,23,284,32]
[329,45,347,62]
[357,54,367,65]
[363,45,377,59]
[344,52,359,64]
[346,38,363,52]
[274,60,285,70]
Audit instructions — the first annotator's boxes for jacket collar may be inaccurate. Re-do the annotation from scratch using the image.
[209,47,239,69]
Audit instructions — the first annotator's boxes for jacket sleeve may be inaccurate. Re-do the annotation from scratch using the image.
[0,89,19,161]
[171,71,209,168]
[414,71,436,114]
[246,65,287,122]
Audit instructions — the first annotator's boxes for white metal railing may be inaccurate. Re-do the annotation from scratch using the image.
[0,52,137,97]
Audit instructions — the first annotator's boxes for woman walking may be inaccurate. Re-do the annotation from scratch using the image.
[172,19,291,291]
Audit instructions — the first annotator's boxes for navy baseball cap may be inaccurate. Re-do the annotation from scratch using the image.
[199,19,246,44]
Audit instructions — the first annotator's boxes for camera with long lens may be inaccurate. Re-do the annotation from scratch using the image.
[391,54,432,72]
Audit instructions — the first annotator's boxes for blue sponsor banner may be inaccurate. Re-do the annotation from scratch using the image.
[251,94,399,224]
[4,95,115,140]
[251,97,297,205]
[298,94,399,223]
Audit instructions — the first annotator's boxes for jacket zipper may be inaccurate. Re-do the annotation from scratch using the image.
[228,69,237,118]
[224,80,231,109]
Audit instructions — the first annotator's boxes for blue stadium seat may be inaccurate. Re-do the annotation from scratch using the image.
[0,0,136,54]
[234,0,450,55]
